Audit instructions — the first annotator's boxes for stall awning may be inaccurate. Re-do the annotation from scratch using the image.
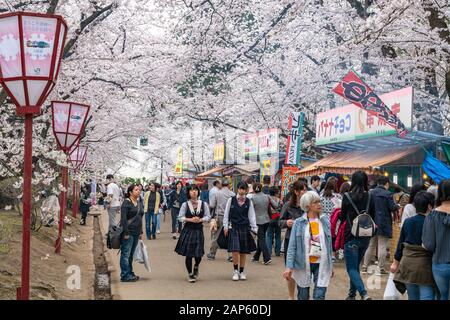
[196,165,230,178]
[297,145,420,177]
[233,163,260,175]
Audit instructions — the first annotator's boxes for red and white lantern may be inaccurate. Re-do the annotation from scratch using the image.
[69,143,88,170]
[0,12,67,114]
[51,101,90,151]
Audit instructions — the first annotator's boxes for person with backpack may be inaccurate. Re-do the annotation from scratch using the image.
[223,181,258,281]
[339,171,376,300]
[283,191,334,300]
[266,186,283,257]
[174,185,211,283]
[251,182,278,265]
[119,184,144,282]
[279,180,308,300]
[363,176,399,275]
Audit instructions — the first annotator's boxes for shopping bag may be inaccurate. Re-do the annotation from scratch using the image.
[134,240,144,263]
[383,272,402,300]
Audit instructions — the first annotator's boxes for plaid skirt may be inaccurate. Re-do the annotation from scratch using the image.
[174,226,204,257]
[227,225,257,254]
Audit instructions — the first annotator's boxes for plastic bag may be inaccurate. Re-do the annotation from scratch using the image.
[383,272,402,300]
[133,240,151,272]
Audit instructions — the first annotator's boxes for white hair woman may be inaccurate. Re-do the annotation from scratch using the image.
[283,191,334,300]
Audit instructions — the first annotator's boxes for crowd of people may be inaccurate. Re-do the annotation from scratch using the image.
[83,172,449,300]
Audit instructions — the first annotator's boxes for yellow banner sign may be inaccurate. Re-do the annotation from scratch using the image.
[174,147,183,176]
[214,142,225,162]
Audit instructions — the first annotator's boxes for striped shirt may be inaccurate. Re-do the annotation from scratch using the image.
[422,210,450,264]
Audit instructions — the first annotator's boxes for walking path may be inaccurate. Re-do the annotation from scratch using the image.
[100,208,389,300]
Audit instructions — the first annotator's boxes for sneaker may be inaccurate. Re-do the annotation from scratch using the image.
[157,230,161,234]
[239,272,246,280]
[332,257,337,263]
[188,274,196,283]
[207,254,215,260]
[232,270,240,281]
[152,235,156,240]
[361,265,368,274]
[227,256,233,262]
[172,234,177,240]
[193,266,199,279]
[361,294,372,300]
[251,257,258,262]
[264,260,272,265]
[345,296,356,300]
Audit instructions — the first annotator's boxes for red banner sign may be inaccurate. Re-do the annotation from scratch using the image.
[333,70,407,137]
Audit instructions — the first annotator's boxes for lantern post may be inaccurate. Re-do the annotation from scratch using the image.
[51,101,90,254]
[0,12,67,300]
[69,143,88,219]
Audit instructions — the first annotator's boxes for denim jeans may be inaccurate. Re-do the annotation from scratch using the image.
[120,234,139,280]
[156,213,161,231]
[145,211,157,239]
[297,263,327,300]
[405,283,435,300]
[171,208,182,233]
[344,237,371,298]
[253,223,271,263]
[432,263,450,300]
[266,222,281,256]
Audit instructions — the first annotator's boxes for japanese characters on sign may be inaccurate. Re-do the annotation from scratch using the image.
[174,147,183,176]
[258,128,279,156]
[213,141,225,162]
[244,133,258,158]
[260,154,278,185]
[333,70,408,137]
[285,112,304,165]
[316,87,413,146]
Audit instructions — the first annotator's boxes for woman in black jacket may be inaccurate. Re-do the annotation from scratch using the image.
[120,184,145,282]
[279,180,308,300]
[79,186,91,226]
[169,181,187,239]
[339,171,375,300]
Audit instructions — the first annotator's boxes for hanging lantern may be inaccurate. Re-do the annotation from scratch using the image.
[0,12,67,114]
[69,143,88,170]
[51,101,90,151]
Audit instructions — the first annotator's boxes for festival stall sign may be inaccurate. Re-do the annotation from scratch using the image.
[333,70,409,137]
[174,147,183,176]
[243,133,258,159]
[316,87,413,146]
[260,154,278,185]
[258,128,279,156]
[213,141,225,163]
[281,166,300,199]
[285,112,304,165]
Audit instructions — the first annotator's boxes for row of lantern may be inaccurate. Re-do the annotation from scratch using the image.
[0,11,91,300]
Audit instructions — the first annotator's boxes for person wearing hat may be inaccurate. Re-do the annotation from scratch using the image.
[207,178,235,261]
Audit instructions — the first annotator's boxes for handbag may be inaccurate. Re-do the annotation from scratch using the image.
[345,192,376,238]
[109,199,141,249]
[308,218,322,258]
[217,226,228,249]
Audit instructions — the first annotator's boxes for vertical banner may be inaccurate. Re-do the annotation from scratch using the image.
[213,141,225,163]
[243,133,258,162]
[174,147,183,176]
[260,154,278,185]
[281,166,300,200]
[285,112,304,165]
[333,69,407,137]
[259,128,279,183]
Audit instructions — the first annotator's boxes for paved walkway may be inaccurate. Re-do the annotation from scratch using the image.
[100,208,389,300]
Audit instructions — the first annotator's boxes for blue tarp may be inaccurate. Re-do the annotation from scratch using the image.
[422,152,450,184]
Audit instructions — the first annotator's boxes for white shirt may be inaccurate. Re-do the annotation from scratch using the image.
[401,203,416,227]
[107,182,122,207]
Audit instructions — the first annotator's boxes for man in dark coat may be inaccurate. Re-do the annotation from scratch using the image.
[363,176,399,275]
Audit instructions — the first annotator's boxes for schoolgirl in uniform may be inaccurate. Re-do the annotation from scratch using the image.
[223,181,258,281]
[175,185,211,282]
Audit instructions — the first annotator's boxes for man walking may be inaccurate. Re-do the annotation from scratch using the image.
[208,180,221,216]
[363,176,399,275]
[310,175,321,194]
[106,174,122,232]
[208,178,235,261]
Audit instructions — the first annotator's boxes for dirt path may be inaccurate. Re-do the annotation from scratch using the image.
[101,210,391,300]
[0,209,95,300]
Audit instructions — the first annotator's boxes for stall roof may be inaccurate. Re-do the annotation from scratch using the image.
[233,163,260,175]
[317,131,450,153]
[196,165,230,178]
[297,145,420,177]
